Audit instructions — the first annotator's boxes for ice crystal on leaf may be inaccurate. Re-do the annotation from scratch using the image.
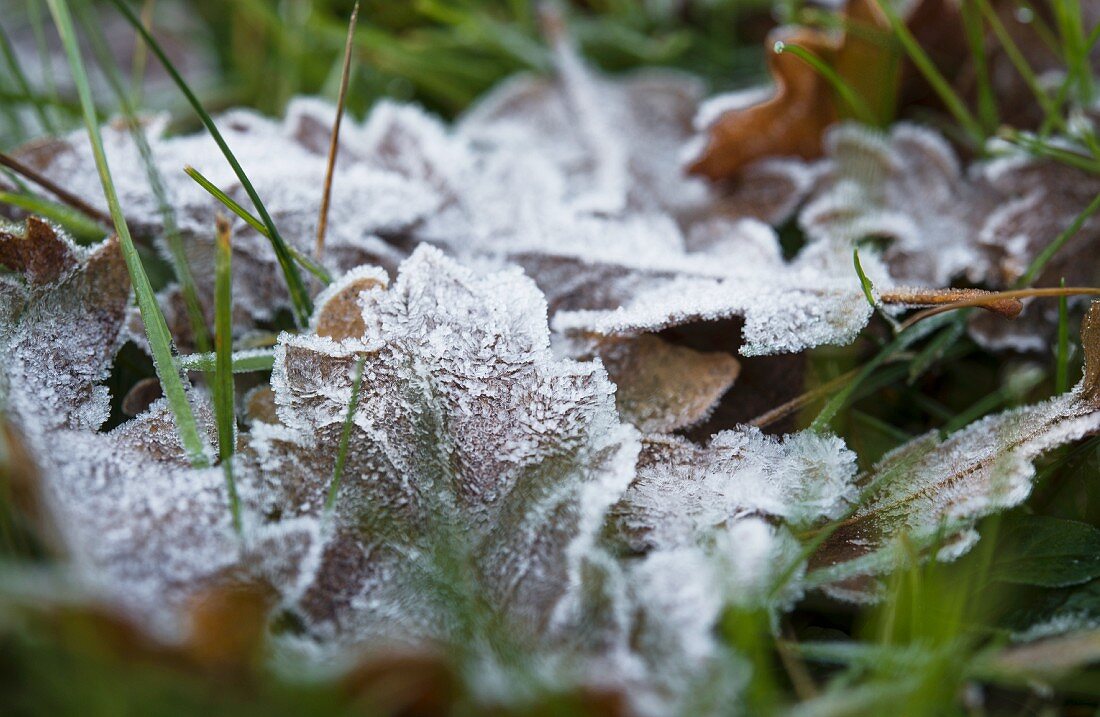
[240,246,640,651]
[969,153,1100,351]
[553,238,885,357]
[610,429,857,554]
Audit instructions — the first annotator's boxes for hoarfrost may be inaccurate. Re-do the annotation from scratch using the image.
[239,246,641,650]
[0,219,239,641]
[800,123,1001,287]
[610,428,857,554]
[811,302,1100,599]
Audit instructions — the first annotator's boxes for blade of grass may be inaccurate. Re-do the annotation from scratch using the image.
[26,0,62,113]
[106,0,314,327]
[214,216,241,533]
[961,0,998,134]
[1057,277,1070,393]
[999,129,1100,173]
[853,247,877,308]
[47,0,209,468]
[0,190,107,243]
[176,348,275,373]
[325,356,365,513]
[74,0,212,354]
[315,0,359,263]
[775,40,878,126]
[1017,189,1100,286]
[183,165,332,284]
[871,0,984,143]
[1051,0,1093,102]
[977,0,1080,145]
[129,0,155,105]
[0,23,56,134]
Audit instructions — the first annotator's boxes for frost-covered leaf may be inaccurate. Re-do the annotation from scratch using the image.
[553,238,884,357]
[457,22,706,218]
[609,429,857,555]
[811,302,1100,600]
[0,220,242,640]
[0,217,129,435]
[800,123,1001,287]
[969,153,1100,351]
[240,246,640,650]
[16,99,452,324]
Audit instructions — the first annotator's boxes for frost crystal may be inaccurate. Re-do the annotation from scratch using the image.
[610,429,857,554]
[553,237,883,357]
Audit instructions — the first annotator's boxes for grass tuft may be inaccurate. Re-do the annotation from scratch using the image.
[106,0,314,327]
[46,0,210,467]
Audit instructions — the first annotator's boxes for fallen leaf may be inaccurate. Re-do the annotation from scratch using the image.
[686,0,893,181]
[800,122,1002,287]
[586,334,740,434]
[240,246,640,650]
[809,300,1100,600]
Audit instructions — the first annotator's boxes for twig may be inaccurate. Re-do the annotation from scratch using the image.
[749,369,860,429]
[897,286,1100,331]
[0,152,112,226]
[315,0,360,263]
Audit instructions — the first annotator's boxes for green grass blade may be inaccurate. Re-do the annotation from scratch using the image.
[0,23,56,134]
[775,40,878,126]
[325,357,365,513]
[213,216,241,533]
[853,247,877,308]
[960,0,998,133]
[872,0,983,143]
[46,0,210,468]
[74,0,212,355]
[176,348,275,374]
[0,190,107,243]
[106,0,314,327]
[1000,129,1100,173]
[183,165,333,285]
[977,0,1067,136]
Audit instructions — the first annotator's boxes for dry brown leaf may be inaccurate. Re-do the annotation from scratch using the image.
[587,334,740,434]
[687,26,839,181]
[687,0,893,181]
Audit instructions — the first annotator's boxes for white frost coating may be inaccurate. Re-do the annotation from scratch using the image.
[611,428,857,554]
[693,87,774,131]
[21,52,854,359]
[813,385,1100,596]
[0,222,243,640]
[552,238,884,356]
[240,245,641,651]
[800,122,1001,287]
